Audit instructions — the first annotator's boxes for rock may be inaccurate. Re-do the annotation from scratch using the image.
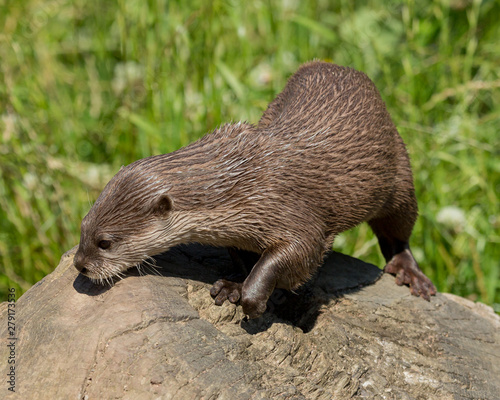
[1,244,499,399]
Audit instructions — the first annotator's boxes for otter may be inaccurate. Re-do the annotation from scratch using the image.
[74,61,436,318]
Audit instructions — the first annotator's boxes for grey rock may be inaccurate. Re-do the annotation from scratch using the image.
[1,244,499,399]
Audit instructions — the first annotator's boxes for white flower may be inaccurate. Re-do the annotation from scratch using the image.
[1,112,18,141]
[250,63,273,87]
[332,233,346,249]
[436,206,466,232]
[112,61,144,96]
[282,0,299,11]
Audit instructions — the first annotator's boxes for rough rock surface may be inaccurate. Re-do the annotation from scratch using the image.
[1,244,499,399]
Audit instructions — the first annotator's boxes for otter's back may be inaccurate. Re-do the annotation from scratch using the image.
[253,62,407,228]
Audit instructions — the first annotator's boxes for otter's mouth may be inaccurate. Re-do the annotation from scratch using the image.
[77,267,125,286]
[74,256,160,286]
[74,256,128,286]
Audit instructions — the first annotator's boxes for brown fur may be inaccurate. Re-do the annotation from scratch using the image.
[74,61,435,316]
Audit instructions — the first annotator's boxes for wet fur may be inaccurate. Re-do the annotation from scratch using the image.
[75,62,433,313]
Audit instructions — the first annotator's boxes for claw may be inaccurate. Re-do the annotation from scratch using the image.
[384,249,437,301]
[210,279,242,306]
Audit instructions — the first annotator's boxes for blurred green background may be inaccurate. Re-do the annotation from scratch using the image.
[0,0,499,310]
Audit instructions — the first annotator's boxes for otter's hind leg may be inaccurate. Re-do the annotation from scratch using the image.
[368,213,436,301]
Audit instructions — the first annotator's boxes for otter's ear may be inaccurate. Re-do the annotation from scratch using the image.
[154,194,173,215]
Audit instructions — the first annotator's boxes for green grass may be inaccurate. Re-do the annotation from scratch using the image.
[1,0,499,310]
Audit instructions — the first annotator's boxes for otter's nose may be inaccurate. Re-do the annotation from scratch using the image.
[73,251,87,274]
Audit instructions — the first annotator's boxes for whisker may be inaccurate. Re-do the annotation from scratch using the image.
[115,271,125,280]
[142,256,162,277]
[135,262,144,277]
[145,264,162,277]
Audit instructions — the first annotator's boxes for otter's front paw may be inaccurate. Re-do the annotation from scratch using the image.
[210,279,242,305]
[240,296,267,319]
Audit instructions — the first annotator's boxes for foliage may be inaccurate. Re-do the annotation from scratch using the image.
[1,0,499,309]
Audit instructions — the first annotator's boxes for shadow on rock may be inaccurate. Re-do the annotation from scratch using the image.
[73,273,113,296]
[240,252,383,333]
[159,245,382,332]
[72,243,383,331]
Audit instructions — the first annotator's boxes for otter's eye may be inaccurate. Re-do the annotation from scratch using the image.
[98,240,112,250]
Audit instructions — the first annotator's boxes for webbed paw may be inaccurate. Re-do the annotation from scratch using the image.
[210,279,242,305]
[384,250,437,301]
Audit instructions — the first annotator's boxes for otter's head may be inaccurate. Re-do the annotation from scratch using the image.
[73,161,176,283]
